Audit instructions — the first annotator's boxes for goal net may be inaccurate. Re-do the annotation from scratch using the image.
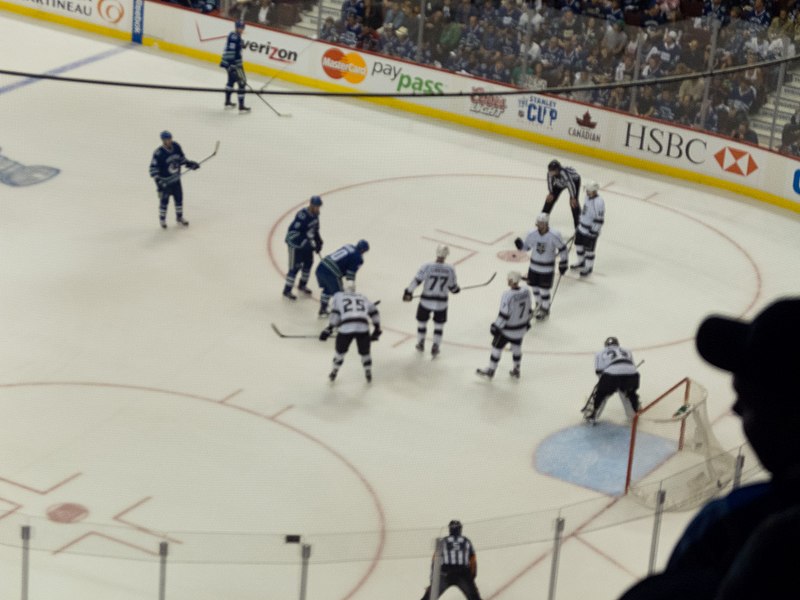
[625,377,736,511]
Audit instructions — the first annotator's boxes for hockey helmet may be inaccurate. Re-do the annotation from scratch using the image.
[448,520,462,536]
[160,130,172,140]
[548,159,562,172]
[507,270,522,285]
[235,20,245,29]
[535,212,549,225]
[585,180,600,194]
[356,239,370,253]
[310,195,323,206]
[436,244,450,259]
[605,336,619,347]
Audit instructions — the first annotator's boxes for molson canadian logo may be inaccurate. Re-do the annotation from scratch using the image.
[321,49,367,84]
[713,146,758,177]
[98,0,125,24]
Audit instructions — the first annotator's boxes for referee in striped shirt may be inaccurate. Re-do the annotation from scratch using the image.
[544,159,582,229]
[419,520,482,600]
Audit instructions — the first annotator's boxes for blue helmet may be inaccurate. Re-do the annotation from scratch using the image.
[310,195,322,206]
[235,20,245,29]
[356,239,369,253]
[160,130,172,140]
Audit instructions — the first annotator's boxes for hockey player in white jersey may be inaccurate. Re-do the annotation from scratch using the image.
[513,213,568,321]
[571,180,605,278]
[476,271,533,379]
[403,245,460,357]
[319,281,381,382]
[582,337,640,425]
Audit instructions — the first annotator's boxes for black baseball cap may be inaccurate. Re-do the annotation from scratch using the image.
[695,297,800,383]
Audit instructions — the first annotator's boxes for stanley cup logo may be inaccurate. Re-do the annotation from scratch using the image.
[0,148,60,187]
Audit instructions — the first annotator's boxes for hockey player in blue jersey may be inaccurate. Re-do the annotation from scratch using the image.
[315,240,369,317]
[149,131,199,229]
[220,20,250,112]
[283,195,323,301]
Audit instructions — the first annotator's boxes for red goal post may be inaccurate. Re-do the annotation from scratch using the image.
[624,377,736,511]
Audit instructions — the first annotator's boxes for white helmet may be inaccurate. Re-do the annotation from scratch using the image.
[344,280,356,292]
[507,270,522,285]
[535,212,549,225]
[436,244,450,259]
[585,180,600,194]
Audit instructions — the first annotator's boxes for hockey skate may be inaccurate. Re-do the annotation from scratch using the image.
[509,366,520,378]
[282,289,297,301]
[297,285,313,296]
[224,100,236,109]
[160,219,167,230]
[365,369,372,383]
[239,105,251,113]
[328,370,337,382]
[579,268,593,278]
[570,261,585,270]
[535,306,550,321]
[431,344,440,357]
[318,307,330,318]
[177,217,189,227]
[476,368,495,379]
[415,341,424,352]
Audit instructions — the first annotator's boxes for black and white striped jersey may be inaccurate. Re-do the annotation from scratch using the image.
[547,165,581,198]
[520,228,568,275]
[406,262,459,311]
[438,534,476,570]
[493,286,533,341]
[576,195,605,238]
[329,291,379,334]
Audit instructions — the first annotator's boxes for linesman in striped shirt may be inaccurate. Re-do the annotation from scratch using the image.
[419,520,482,600]
[543,159,581,229]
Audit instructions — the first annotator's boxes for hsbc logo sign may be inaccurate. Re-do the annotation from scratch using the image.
[713,146,758,177]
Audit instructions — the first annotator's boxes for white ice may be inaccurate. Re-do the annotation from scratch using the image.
[1,12,799,600]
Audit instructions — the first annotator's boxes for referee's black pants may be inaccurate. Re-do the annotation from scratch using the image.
[420,567,482,600]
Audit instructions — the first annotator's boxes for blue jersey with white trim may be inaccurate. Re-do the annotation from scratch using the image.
[321,244,363,280]
[149,142,186,187]
[285,208,321,250]
[220,32,243,68]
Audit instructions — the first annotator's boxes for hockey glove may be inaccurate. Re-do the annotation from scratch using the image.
[514,237,524,250]
[490,323,500,336]
[155,177,166,191]
[559,262,568,275]
[370,327,382,341]
[402,290,412,302]
[319,327,333,341]
[184,160,200,170]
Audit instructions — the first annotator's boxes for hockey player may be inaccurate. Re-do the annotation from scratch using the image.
[149,131,199,229]
[315,240,369,317]
[283,195,323,301]
[513,212,568,321]
[220,20,250,112]
[403,245,460,357]
[543,159,581,229]
[419,520,482,600]
[476,271,533,379]
[319,281,381,382]
[571,180,605,278]
[582,336,640,425]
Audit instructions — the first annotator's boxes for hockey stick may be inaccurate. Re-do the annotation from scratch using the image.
[270,323,318,339]
[246,83,291,118]
[548,235,576,312]
[179,141,220,176]
[411,273,496,299]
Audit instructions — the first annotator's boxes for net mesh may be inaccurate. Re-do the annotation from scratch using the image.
[627,378,736,511]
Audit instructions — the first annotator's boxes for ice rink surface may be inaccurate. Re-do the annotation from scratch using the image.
[1,12,799,600]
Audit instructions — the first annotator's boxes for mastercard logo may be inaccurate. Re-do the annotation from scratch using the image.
[321,49,367,84]
[98,0,125,24]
